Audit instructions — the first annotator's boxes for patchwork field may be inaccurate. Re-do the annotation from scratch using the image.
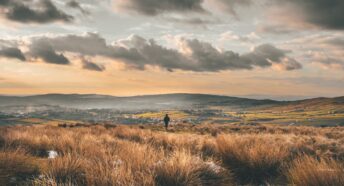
[1,123,344,185]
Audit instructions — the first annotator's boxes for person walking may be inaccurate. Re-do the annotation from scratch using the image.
[163,114,170,130]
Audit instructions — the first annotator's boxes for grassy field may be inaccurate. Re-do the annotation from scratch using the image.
[0,123,344,185]
[134,110,193,120]
[224,103,344,126]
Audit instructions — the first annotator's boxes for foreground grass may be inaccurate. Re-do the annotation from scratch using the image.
[0,123,344,185]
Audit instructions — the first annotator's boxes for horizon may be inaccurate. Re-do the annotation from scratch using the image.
[0,92,341,101]
[0,0,343,98]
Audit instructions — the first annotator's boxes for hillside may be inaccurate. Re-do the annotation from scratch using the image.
[0,93,281,110]
[261,96,344,112]
[1,93,343,111]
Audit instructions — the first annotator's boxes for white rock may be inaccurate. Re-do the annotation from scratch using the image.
[48,150,58,159]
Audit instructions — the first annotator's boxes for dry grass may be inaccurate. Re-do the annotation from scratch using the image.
[154,150,231,186]
[0,123,343,185]
[288,156,344,186]
[0,150,40,185]
[216,134,291,184]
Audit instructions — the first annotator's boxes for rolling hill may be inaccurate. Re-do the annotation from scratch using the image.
[0,93,281,110]
[0,93,342,112]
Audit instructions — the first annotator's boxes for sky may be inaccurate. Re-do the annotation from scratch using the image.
[0,0,343,100]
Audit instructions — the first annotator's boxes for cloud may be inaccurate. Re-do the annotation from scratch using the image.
[264,0,344,30]
[306,51,344,70]
[0,47,26,61]
[173,38,301,71]
[317,58,344,70]
[220,31,260,43]
[113,0,207,16]
[283,33,344,70]
[66,0,90,15]
[274,57,303,71]
[0,0,73,23]
[117,35,301,71]
[164,16,219,26]
[210,0,344,31]
[324,37,344,49]
[82,58,105,71]
[242,43,302,71]
[284,0,344,30]
[0,0,10,6]
[29,38,70,65]
[256,24,300,34]
[209,0,253,17]
[4,33,301,72]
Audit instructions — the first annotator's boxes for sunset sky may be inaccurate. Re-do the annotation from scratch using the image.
[0,0,343,99]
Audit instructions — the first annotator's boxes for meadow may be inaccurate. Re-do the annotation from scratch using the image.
[0,123,344,185]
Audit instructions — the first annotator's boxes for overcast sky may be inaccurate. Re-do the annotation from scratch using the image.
[0,0,343,99]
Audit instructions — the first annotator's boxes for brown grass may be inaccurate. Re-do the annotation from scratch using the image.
[0,123,343,185]
[0,150,40,185]
[288,156,344,186]
[216,134,291,184]
[154,150,231,186]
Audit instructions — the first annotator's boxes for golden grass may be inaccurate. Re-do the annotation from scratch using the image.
[0,123,344,185]
[134,110,191,119]
[288,156,344,186]
[154,150,231,186]
[216,134,291,184]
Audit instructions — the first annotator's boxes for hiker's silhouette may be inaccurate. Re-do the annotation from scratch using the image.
[163,114,170,130]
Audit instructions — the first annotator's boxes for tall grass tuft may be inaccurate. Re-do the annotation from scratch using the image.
[288,156,344,186]
[46,154,86,185]
[216,134,290,184]
[154,150,232,186]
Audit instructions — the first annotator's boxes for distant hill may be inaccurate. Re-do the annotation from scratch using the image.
[0,93,280,110]
[0,93,342,111]
[262,96,344,112]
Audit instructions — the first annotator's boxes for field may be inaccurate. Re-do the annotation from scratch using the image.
[1,123,344,185]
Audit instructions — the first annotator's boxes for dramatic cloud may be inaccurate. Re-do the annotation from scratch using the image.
[284,0,344,30]
[82,58,105,71]
[124,34,300,71]
[0,47,25,61]
[0,0,73,23]
[210,0,344,30]
[257,0,344,31]
[29,38,70,65]
[112,34,301,71]
[114,0,206,16]
[0,0,10,6]
[5,33,301,72]
[177,39,301,71]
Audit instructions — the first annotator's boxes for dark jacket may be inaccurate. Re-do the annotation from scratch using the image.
[164,116,170,124]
